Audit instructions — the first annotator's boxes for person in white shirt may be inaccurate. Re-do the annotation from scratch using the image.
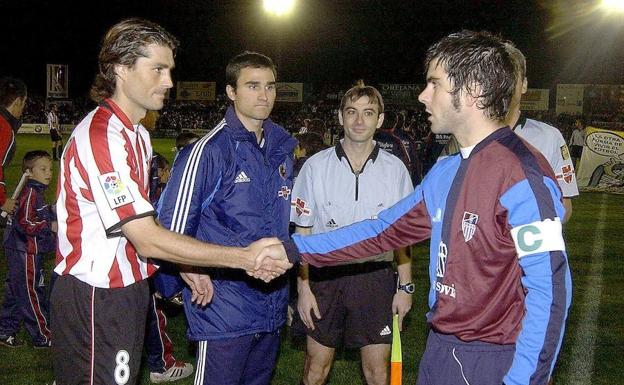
[504,42,579,223]
[569,118,585,169]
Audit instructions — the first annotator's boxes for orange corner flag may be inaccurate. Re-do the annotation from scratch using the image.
[390,313,402,385]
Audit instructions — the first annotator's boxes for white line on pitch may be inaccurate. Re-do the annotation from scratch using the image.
[567,193,607,385]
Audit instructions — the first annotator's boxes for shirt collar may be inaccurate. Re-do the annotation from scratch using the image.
[334,140,380,166]
[225,105,278,142]
[100,99,137,131]
[513,113,528,131]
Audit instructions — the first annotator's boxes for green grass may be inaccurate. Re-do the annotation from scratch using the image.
[0,134,622,384]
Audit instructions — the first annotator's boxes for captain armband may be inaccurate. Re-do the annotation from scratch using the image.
[510,218,565,258]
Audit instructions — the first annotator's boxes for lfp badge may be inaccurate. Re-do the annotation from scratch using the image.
[104,175,124,194]
[98,172,134,209]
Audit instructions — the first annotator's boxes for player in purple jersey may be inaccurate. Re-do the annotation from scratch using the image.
[255,30,572,385]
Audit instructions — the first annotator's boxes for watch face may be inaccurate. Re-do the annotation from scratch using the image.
[401,283,415,294]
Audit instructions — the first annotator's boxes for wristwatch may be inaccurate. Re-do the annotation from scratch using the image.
[398,282,415,294]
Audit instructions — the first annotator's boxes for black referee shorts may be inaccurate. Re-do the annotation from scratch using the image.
[298,262,395,349]
[50,129,62,142]
[50,274,149,385]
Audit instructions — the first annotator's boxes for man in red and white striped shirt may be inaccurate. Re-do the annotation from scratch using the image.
[50,19,291,385]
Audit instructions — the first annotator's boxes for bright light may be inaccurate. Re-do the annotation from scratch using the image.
[263,0,296,16]
[601,0,624,13]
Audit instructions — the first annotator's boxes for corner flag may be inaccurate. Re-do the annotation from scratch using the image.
[390,313,402,385]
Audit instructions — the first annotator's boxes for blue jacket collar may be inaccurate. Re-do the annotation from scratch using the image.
[224,105,297,165]
[26,179,48,192]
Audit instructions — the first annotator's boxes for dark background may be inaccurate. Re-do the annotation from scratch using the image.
[2,0,623,97]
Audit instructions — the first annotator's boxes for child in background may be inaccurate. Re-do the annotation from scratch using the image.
[146,150,193,383]
[150,153,171,206]
[175,131,199,152]
[0,150,55,348]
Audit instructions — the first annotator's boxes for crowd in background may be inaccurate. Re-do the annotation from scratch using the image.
[19,92,601,180]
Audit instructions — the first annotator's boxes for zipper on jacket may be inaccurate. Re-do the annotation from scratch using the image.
[354,171,360,201]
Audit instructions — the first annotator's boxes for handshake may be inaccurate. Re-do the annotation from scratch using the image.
[244,237,293,283]
[180,237,293,306]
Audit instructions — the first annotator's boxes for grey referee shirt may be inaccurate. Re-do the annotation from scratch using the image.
[290,140,413,263]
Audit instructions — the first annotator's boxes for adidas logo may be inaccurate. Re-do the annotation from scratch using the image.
[234,171,251,183]
[326,219,338,228]
[379,325,391,336]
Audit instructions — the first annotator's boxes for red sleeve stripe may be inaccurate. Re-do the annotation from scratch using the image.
[120,129,149,201]
[90,107,115,175]
[90,107,139,222]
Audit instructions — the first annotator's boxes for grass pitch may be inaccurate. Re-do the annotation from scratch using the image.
[0,134,622,384]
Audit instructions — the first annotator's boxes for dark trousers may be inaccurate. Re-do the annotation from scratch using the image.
[194,330,281,385]
[145,292,177,372]
[416,330,515,385]
[0,247,51,344]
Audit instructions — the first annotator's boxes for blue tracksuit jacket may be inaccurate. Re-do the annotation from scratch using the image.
[156,106,297,340]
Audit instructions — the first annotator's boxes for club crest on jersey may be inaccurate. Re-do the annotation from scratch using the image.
[98,172,134,209]
[461,211,478,242]
[556,164,574,184]
[278,186,291,200]
[291,197,311,216]
[279,163,287,179]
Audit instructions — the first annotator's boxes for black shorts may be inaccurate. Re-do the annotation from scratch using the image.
[570,145,583,159]
[50,129,62,142]
[297,262,395,349]
[50,274,150,385]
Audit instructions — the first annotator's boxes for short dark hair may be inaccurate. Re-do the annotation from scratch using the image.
[22,150,51,172]
[90,18,179,103]
[340,80,384,114]
[225,51,277,89]
[424,30,515,120]
[296,133,326,157]
[0,76,27,108]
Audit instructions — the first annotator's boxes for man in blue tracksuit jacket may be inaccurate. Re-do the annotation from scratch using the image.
[156,51,297,385]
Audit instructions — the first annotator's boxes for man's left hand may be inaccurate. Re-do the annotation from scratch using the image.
[180,269,214,306]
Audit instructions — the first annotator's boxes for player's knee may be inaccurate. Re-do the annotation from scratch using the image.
[361,363,388,385]
[303,359,332,385]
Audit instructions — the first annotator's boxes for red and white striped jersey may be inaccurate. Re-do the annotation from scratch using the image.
[54,99,158,288]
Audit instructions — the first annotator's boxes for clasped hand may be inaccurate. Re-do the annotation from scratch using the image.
[245,238,293,283]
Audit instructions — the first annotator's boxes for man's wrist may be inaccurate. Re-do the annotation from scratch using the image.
[397,282,415,294]
[282,239,301,264]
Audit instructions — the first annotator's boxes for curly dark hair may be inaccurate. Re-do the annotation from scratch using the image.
[424,30,515,120]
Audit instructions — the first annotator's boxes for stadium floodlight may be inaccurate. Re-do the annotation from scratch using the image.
[601,0,624,13]
[263,0,296,16]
